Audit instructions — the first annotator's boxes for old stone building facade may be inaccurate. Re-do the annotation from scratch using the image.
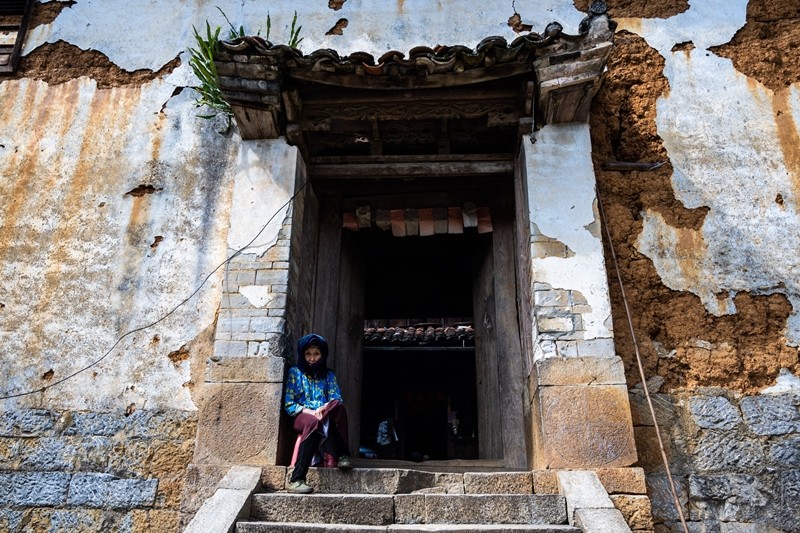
[1,0,798,531]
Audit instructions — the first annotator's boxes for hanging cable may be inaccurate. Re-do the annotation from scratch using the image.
[0,179,307,400]
[596,188,690,533]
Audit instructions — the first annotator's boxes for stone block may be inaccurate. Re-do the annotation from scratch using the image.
[576,338,617,358]
[533,470,560,494]
[645,474,688,523]
[689,396,742,430]
[692,431,765,473]
[205,356,285,383]
[395,493,426,524]
[434,472,464,487]
[611,494,653,530]
[768,436,800,467]
[573,507,632,532]
[634,426,672,472]
[720,523,786,533]
[251,493,394,525]
[595,468,647,495]
[533,356,627,387]
[740,394,800,435]
[184,466,261,533]
[63,412,126,437]
[260,465,287,492]
[629,391,677,427]
[47,509,106,531]
[125,410,197,440]
[17,436,110,472]
[180,464,231,514]
[68,473,158,508]
[463,472,533,494]
[535,288,570,307]
[307,467,435,495]
[263,245,290,262]
[532,383,638,469]
[396,494,567,525]
[537,315,575,334]
[255,269,289,286]
[249,316,285,334]
[0,409,55,437]
[214,339,248,358]
[558,470,614,521]
[193,383,283,465]
[0,472,71,506]
[688,474,770,522]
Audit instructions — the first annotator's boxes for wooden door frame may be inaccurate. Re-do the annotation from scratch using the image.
[306,174,529,468]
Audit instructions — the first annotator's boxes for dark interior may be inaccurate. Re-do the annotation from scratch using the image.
[353,229,483,461]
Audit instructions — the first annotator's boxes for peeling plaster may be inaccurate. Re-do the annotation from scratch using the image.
[0,77,239,410]
[617,0,800,344]
[239,285,274,308]
[524,124,615,342]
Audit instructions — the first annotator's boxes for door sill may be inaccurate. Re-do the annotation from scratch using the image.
[350,458,521,472]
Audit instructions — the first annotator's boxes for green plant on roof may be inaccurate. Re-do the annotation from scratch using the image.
[189,21,233,132]
[189,9,304,133]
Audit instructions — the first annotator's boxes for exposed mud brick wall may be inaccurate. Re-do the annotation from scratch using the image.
[590,31,799,394]
[573,0,688,19]
[0,409,196,532]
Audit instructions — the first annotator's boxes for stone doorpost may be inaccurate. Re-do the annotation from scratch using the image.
[520,123,637,469]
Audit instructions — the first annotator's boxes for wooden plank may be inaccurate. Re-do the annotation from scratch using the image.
[492,198,528,469]
[312,195,344,361]
[404,208,419,236]
[356,206,372,228]
[448,207,463,234]
[477,206,493,234]
[342,211,358,231]
[462,202,478,229]
[418,208,434,237]
[289,62,533,90]
[433,208,449,234]
[311,161,514,179]
[334,233,366,456]
[390,209,406,236]
[312,154,512,165]
[472,238,503,460]
[375,209,391,231]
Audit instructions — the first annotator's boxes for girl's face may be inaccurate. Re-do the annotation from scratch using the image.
[304,346,322,365]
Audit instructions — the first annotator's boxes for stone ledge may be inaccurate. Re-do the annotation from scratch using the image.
[184,465,261,533]
[532,356,626,388]
[205,356,285,383]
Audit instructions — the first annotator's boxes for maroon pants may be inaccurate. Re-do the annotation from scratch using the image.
[291,402,350,482]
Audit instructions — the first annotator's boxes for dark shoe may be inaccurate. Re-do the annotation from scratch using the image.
[337,456,352,471]
[287,480,313,494]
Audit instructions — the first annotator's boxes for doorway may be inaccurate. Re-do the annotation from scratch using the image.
[302,173,529,468]
[355,230,483,462]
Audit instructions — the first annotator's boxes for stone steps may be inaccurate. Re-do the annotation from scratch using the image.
[238,468,575,533]
[237,523,580,533]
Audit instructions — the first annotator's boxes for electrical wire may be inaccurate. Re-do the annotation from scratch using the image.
[0,180,307,401]
[596,188,690,533]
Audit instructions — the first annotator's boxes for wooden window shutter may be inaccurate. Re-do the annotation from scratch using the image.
[0,0,35,74]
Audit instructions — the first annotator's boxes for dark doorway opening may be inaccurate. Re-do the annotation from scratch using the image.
[353,229,484,462]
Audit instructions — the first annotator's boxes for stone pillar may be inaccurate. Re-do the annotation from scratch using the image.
[521,123,637,469]
[193,140,304,467]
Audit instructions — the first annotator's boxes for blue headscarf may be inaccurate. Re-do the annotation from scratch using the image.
[296,333,330,378]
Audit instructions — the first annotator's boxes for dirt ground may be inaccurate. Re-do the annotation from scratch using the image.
[590,0,800,393]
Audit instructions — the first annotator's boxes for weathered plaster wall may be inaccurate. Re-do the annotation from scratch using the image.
[2,0,800,530]
[588,0,800,529]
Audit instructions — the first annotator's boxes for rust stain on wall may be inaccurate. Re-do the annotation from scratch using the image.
[772,89,800,200]
[591,31,799,394]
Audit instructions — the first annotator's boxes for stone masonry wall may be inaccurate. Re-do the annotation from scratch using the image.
[630,388,800,531]
[0,408,196,532]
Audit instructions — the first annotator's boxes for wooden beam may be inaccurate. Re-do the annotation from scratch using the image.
[311,160,514,179]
